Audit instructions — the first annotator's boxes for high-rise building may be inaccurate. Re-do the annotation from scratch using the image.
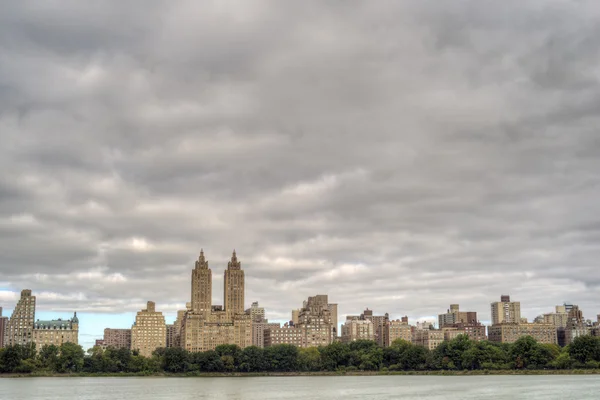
[166,324,179,348]
[328,303,338,339]
[247,302,265,323]
[32,313,79,352]
[438,304,478,328]
[191,249,212,318]
[491,295,521,325]
[131,301,167,357]
[0,307,8,348]
[296,295,335,347]
[181,250,252,352]
[103,328,132,349]
[264,323,306,347]
[341,319,374,343]
[291,309,300,325]
[224,250,244,317]
[386,319,412,345]
[5,289,36,346]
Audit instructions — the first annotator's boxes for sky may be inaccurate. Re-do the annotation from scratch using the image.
[1,1,600,350]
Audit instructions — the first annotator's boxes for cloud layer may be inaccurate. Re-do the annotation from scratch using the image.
[2,1,600,332]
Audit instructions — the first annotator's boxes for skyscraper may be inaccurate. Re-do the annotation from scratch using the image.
[5,289,36,346]
[131,301,166,357]
[181,250,252,352]
[224,250,244,317]
[491,295,521,325]
[191,249,212,318]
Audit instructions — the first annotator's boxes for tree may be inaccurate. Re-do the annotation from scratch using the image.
[238,346,266,372]
[38,344,60,371]
[162,347,189,373]
[264,344,298,372]
[319,342,350,371]
[297,347,322,371]
[510,336,553,369]
[56,342,85,373]
[569,336,600,364]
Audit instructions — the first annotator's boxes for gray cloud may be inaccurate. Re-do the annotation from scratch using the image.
[1,1,600,346]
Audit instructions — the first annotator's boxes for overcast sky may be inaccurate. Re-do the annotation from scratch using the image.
[1,1,600,348]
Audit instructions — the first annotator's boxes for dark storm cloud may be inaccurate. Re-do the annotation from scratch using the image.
[1,0,600,335]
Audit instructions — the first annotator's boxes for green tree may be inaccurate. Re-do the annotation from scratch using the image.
[297,347,322,371]
[569,336,600,364]
[56,342,85,373]
[38,344,60,371]
[510,336,553,369]
[319,342,350,371]
[238,346,266,372]
[264,344,298,371]
[162,347,189,373]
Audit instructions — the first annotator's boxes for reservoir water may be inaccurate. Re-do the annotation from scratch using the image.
[1,375,599,399]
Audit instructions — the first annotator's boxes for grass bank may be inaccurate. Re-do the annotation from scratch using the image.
[2,369,600,378]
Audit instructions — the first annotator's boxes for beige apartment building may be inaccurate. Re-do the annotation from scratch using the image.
[131,301,167,357]
[491,295,521,325]
[413,329,445,350]
[386,319,412,345]
[32,313,79,352]
[5,289,36,346]
[297,295,336,347]
[488,323,557,344]
[264,324,307,347]
[341,319,375,343]
[0,307,8,348]
[181,250,252,352]
[438,304,478,328]
[103,328,132,349]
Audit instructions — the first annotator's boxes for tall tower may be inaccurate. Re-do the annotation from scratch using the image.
[191,249,212,317]
[224,250,245,316]
[491,295,521,325]
[6,289,36,346]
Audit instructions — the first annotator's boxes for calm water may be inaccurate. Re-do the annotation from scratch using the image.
[1,376,599,399]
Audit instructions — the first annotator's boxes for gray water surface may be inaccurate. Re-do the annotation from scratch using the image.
[1,375,599,399]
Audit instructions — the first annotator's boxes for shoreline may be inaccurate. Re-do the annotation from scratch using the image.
[2,370,599,378]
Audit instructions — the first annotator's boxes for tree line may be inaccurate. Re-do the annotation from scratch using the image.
[1,335,600,374]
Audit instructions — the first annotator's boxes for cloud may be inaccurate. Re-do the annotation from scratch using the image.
[1,0,600,347]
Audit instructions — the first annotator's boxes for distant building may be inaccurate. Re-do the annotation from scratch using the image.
[180,250,252,352]
[247,302,265,323]
[438,304,478,328]
[131,301,166,357]
[0,307,8,348]
[341,319,374,343]
[441,322,487,342]
[95,339,106,349]
[491,295,521,325]
[346,308,389,346]
[103,328,132,349]
[264,323,306,347]
[488,323,557,344]
[413,329,444,350]
[5,289,36,346]
[291,309,300,325]
[32,313,79,352]
[296,295,336,347]
[386,319,412,345]
[166,324,179,348]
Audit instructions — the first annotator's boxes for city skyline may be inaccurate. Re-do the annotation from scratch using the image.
[2,1,600,352]
[1,250,598,350]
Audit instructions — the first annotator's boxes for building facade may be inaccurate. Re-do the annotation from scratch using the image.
[491,295,521,325]
[341,319,374,343]
[386,319,412,345]
[264,324,307,347]
[0,307,7,348]
[5,289,36,346]
[103,328,132,349]
[131,301,167,357]
[32,313,79,352]
[438,304,478,328]
[296,295,335,347]
[488,323,557,344]
[181,251,252,352]
[413,329,445,350]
